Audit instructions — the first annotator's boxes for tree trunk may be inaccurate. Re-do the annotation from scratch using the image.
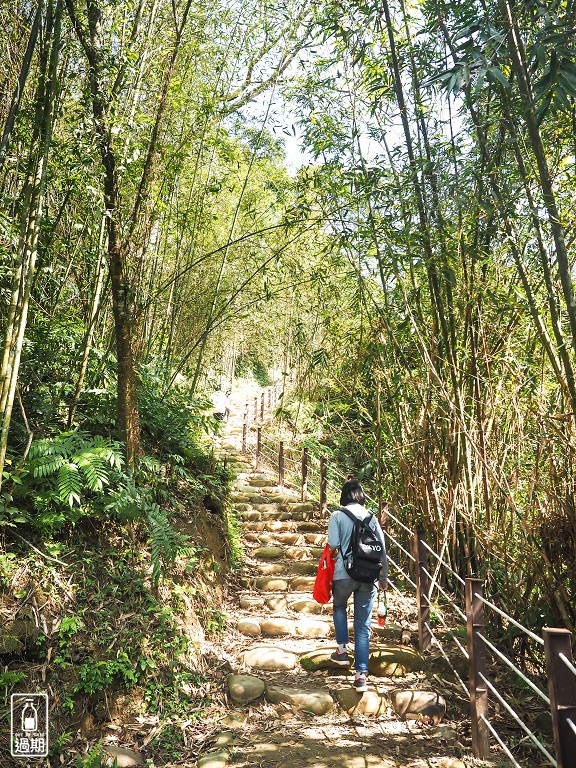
[68,217,107,427]
[500,0,576,356]
[0,0,61,485]
[65,0,141,467]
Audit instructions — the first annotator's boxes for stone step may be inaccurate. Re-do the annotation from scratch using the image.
[231,493,254,504]
[246,532,303,545]
[253,561,316,577]
[238,594,331,616]
[252,546,283,560]
[242,639,327,671]
[243,645,299,671]
[250,575,316,593]
[265,684,334,716]
[250,545,323,562]
[242,520,324,533]
[237,616,333,639]
[283,545,323,560]
[245,531,326,547]
[242,506,317,521]
[299,644,424,676]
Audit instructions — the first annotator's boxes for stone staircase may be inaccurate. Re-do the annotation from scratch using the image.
[197,390,467,768]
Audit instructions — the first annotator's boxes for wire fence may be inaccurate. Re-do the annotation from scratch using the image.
[240,398,576,768]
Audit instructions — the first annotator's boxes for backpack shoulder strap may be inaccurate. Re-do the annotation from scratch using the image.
[337,506,358,526]
[336,507,358,556]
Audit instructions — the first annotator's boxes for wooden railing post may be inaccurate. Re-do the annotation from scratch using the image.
[544,628,576,768]
[260,392,265,420]
[466,578,489,759]
[268,387,272,409]
[253,397,258,421]
[301,447,308,502]
[242,422,247,452]
[279,441,284,486]
[256,427,261,468]
[320,456,327,514]
[414,530,431,653]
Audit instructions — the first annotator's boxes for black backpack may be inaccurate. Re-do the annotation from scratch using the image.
[339,507,384,584]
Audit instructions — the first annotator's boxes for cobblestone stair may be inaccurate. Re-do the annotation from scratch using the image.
[196,392,468,768]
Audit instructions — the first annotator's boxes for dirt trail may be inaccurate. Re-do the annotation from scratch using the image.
[201,384,479,768]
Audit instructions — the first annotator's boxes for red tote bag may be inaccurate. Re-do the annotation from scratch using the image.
[313,544,335,604]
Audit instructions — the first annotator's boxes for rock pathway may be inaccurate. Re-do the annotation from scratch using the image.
[199,384,474,768]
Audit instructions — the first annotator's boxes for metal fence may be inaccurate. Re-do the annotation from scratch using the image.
[239,403,576,768]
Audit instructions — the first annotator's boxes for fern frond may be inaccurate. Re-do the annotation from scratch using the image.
[92,441,124,470]
[75,741,105,768]
[32,454,65,478]
[58,462,82,506]
[145,502,189,586]
[74,451,110,492]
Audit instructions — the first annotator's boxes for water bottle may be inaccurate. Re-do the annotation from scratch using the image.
[22,700,38,732]
[377,593,388,627]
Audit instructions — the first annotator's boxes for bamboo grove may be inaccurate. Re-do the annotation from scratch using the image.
[286,0,576,633]
[2,0,576,635]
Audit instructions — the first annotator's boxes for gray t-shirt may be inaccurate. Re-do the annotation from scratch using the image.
[327,502,388,582]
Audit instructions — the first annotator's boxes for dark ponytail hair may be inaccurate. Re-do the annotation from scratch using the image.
[340,479,365,507]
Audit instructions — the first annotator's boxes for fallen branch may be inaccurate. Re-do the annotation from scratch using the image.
[12,531,69,567]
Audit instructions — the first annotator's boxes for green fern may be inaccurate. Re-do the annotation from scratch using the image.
[58,462,82,506]
[33,454,66,478]
[145,502,189,586]
[25,431,124,508]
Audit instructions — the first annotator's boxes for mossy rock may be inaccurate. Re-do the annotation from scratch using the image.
[0,620,40,655]
[335,688,388,716]
[0,635,25,654]
[300,649,351,671]
[254,546,283,560]
[368,644,424,677]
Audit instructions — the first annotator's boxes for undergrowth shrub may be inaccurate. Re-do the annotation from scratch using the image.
[139,364,217,455]
[10,431,124,531]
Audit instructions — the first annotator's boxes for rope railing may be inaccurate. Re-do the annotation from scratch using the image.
[383,527,416,563]
[385,552,417,590]
[421,539,466,586]
[425,620,470,696]
[560,652,576,677]
[422,566,467,622]
[239,396,576,768]
[557,650,576,750]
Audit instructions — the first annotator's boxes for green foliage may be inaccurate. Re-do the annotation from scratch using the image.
[0,551,18,585]
[145,502,190,587]
[139,365,218,455]
[58,615,85,639]
[0,670,27,691]
[75,743,105,768]
[204,607,227,635]
[9,316,86,448]
[74,652,139,694]
[14,431,124,530]
[235,353,271,386]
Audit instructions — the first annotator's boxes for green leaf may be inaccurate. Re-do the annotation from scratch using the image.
[58,463,82,507]
[487,66,509,90]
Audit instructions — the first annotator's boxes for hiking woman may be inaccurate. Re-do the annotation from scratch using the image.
[327,479,387,692]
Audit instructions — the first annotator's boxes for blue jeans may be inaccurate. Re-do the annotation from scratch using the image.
[332,578,377,674]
